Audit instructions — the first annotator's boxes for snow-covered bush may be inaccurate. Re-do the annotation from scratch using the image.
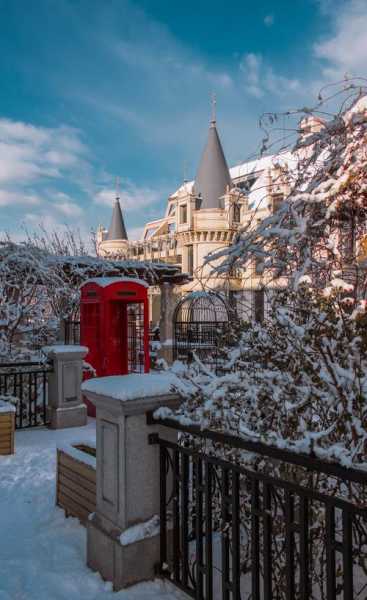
[171,282,367,468]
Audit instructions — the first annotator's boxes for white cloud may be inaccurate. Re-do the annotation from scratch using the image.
[57,202,83,217]
[264,14,274,27]
[240,53,301,99]
[94,180,164,213]
[0,190,41,207]
[0,118,87,186]
[314,0,367,79]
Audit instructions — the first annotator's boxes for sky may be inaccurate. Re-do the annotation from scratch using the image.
[0,0,366,243]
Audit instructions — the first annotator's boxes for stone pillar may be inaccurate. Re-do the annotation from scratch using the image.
[43,345,88,429]
[158,282,176,364]
[82,373,180,590]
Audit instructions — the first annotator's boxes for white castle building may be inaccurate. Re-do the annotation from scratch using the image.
[97,112,323,324]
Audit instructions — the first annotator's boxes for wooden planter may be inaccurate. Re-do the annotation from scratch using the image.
[0,404,15,455]
[56,443,96,524]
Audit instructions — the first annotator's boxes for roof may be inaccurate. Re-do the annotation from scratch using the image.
[168,150,297,214]
[107,198,128,241]
[193,120,232,209]
[81,277,149,288]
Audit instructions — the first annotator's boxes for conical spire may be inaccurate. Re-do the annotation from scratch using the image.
[194,100,232,210]
[107,180,128,241]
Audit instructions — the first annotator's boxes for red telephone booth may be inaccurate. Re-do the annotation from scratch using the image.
[80,277,150,415]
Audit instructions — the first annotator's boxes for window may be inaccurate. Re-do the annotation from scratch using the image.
[187,245,193,275]
[235,176,257,193]
[233,203,241,223]
[180,204,188,224]
[168,222,176,234]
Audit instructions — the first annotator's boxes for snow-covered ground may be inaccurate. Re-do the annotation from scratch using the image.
[0,420,187,600]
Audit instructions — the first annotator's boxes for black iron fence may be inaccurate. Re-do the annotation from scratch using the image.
[149,416,367,600]
[0,362,52,429]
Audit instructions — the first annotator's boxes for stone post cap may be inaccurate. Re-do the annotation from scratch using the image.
[81,372,181,417]
[42,344,89,360]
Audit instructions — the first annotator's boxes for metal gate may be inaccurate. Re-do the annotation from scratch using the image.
[0,362,52,428]
[150,417,367,600]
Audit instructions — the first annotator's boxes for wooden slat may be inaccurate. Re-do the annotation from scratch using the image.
[57,492,91,523]
[58,451,96,483]
[0,414,14,423]
[0,437,11,447]
[0,447,12,455]
[0,426,13,435]
[58,464,96,494]
[56,448,97,525]
[0,417,13,424]
[57,481,95,513]
[58,473,96,505]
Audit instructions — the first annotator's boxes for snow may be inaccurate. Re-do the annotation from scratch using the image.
[81,277,149,289]
[171,152,294,199]
[0,421,187,600]
[42,344,88,354]
[82,373,179,402]
[0,398,16,413]
[58,443,96,470]
[119,515,160,546]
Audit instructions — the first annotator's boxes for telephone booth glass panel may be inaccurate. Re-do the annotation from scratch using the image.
[127,303,145,373]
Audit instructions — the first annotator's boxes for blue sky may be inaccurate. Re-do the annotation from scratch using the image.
[0,0,366,242]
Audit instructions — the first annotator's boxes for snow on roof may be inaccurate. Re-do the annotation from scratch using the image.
[81,372,179,402]
[81,277,149,288]
[170,151,296,200]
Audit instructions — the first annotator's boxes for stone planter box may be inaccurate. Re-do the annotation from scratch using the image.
[56,443,96,524]
[0,400,15,455]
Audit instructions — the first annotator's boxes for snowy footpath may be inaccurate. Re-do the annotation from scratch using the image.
[0,420,186,600]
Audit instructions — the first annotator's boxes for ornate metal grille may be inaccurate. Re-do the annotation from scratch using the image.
[0,362,52,428]
[127,303,145,373]
[173,292,231,366]
[150,417,367,600]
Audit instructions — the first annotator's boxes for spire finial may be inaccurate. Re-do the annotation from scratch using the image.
[183,160,188,184]
[211,92,217,126]
[115,176,121,202]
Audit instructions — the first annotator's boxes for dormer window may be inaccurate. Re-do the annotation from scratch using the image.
[180,204,187,224]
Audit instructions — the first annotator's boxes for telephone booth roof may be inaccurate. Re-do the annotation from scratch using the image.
[81,277,149,289]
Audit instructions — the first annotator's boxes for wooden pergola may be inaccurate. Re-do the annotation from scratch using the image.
[46,255,191,287]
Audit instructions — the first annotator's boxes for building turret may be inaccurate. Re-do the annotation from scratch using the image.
[194,104,232,209]
[97,181,129,257]
[107,197,128,241]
